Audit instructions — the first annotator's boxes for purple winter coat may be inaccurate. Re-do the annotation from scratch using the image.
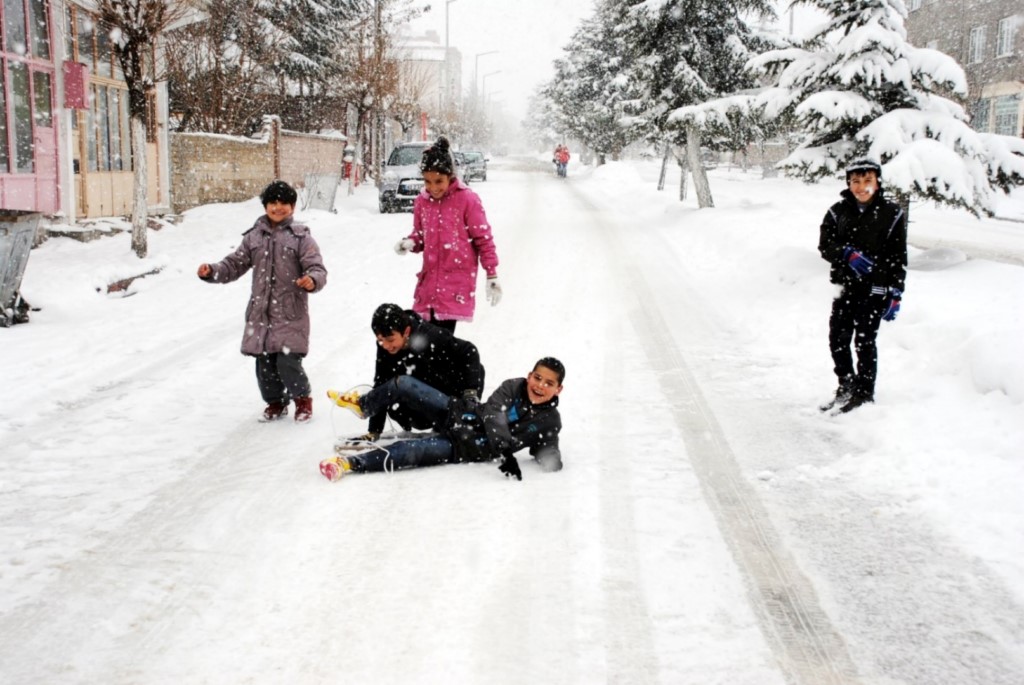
[407,178,499,322]
[203,215,327,356]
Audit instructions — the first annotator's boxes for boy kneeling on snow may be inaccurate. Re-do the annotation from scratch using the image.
[322,356,565,481]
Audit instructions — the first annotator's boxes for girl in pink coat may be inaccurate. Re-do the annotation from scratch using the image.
[394,136,500,332]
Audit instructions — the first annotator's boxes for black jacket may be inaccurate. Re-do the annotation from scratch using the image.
[481,378,562,472]
[818,187,907,293]
[369,311,484,434]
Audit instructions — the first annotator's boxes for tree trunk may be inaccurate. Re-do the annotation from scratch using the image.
[130,114,149,258]
[677,151,689,202]
[657,144,670,191]
[686,123,714,208]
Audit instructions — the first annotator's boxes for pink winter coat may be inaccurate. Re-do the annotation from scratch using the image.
[406,178,499,322]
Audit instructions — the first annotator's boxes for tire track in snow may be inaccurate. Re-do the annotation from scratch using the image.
[570,186,862,685]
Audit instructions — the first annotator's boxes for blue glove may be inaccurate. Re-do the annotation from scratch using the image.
[882,288,902,321]
[843,246,874,277]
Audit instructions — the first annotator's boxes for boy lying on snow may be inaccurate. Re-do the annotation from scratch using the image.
[320,308,564,481]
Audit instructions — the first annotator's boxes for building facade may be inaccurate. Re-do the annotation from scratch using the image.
[905,0,1023,137]
[0,0,171,220]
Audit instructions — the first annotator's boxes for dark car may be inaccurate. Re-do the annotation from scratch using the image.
[460,151,488,182]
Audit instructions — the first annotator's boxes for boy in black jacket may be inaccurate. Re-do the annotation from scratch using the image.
[329,303,485,440]
[321,357,565,481]
[818,159,907,413]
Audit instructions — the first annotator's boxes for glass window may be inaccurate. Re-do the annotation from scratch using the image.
[29,0,50,59]
[86,94,97,171]
[95,84,110,171]
[32,69,51,127]
[9,61,33,172]
[0,68,8,171]
[77,11,94,72]
[993,94,1021,136]
[969,26,987,64]
[4,0,28,55]
[109,88,122,170]
[95,21,112,78]
[997,18,1016,57]
[63,3,73,61]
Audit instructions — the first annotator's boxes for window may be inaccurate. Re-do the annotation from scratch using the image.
[9,60,33,172]
[28,0,49,59]
[908,0,921,10]
[86,83,133,172]
[32,69,51,127]
[969,26,987,63]
[993,94,1021,136]
[997,17,1017,57]
[4,0,26,55]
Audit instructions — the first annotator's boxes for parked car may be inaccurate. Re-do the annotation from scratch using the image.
[378,141,431,213]
[379,141,466,213]
[460,150,488,182]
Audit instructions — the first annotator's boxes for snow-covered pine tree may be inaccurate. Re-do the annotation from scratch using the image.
[544,3,636,165]
[619,0,777,207]
[749,0,1024,217]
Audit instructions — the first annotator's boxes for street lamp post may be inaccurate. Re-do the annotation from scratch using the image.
[473,50,499,103]
[481,70,501,102]
[442,0,458,113]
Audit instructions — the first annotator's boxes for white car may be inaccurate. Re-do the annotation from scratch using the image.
[378,142,432,213]
[378,142,465,213]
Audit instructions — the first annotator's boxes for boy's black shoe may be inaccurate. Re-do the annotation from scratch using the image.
[819,376,855,412]
[836,394,874,414]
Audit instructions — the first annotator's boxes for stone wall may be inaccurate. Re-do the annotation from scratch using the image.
[170,117,347,214]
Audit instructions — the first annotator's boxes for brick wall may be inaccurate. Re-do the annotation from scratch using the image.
[279,131,347,187]
[170,116,347,214]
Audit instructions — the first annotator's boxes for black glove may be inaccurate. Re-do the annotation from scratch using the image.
[498,455,522,481]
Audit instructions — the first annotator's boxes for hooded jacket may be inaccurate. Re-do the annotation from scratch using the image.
[481,378,562,472]
[818,186,907,293]
[204,215,327,356]
[369,311,485,434]
[406,178,499,322]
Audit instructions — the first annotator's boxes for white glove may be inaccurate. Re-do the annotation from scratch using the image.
[394,238,415,255]
[485,277,502,306]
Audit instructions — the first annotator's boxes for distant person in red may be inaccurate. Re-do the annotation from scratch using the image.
[553,144,570,177]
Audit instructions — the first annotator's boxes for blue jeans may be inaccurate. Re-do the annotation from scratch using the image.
[362,376,451,431]
[351,436,456,472]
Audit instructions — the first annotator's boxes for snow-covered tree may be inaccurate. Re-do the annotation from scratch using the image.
[749,0,1024,217]
[617,0,777,206]
[97,0,192,258]
[544,4,636,164]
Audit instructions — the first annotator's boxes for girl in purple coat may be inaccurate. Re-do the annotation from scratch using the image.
[393,136,500,332]
[197,181,328,423]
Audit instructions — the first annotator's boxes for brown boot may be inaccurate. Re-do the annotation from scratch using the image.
[294,396,313,422]
[261,401,289,422]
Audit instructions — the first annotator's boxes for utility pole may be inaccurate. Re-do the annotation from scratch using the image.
[442,0,457,116]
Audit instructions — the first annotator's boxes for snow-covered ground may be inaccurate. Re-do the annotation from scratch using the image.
[1,157,1022,684]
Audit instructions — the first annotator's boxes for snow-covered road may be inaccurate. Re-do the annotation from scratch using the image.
[2,158,1022,684]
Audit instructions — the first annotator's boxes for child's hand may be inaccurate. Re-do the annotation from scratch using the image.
[295,275,315,291]
[197,264,211,278]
